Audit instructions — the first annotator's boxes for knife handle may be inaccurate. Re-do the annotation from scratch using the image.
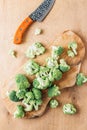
[14,17,33,44]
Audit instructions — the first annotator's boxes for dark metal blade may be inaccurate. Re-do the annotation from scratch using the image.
[29,0,55,22]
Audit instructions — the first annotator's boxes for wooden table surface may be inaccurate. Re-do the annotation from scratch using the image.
[0,0,87,130]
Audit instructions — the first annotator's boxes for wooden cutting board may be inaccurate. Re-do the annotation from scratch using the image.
[0,0,87,130]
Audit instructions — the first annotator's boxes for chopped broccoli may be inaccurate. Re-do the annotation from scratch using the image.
[25,42,45,58]
[32,88,42,100]
[24,60,40,75]
[68,42,77,55]
[36,66,50,79]
[24,102,33,112]
[16,89,27,100]
[46,57,59,68]
[14,105,25,118]
[52,46,64,59]
[48,85,61,98]
[8,49,17,58]
[50,99,59,108]
[15,74,30,90]
[35,28,42,35]
[67,50,75,58]
[51,68,62,81]
[33,99,43,111]
[33,77,51,90]
[76,73,87,86]
[25,91,34,100]
[59,59,70,72]
[9,90,20,102]
[63,103,77,115]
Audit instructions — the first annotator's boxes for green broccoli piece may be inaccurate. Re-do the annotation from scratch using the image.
[68,42,77,55]
[36,66,50,79]
[24,102,34,112]
[25,91,34,100]
[15,74,30,90]
[59,59,70,72]
[48,85,61,98]
[16,89,27,100]
[25,42,45,58]
[67,50,75,58]
[24,60,40,75]
[14,105,25,118]
[76,73,87,86]
[63,103,77,115]
[46,57,59,68]
[52,46,64,59]
[50,68,62,81]
[9,90,20,102]
[33,77,51,90]
[33,99,43,111]
[32,88,42,100]
[50,99,59,108]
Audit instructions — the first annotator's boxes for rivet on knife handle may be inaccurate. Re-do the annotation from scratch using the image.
[14,17,33,44]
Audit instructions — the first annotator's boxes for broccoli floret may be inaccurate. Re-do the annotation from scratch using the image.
[15,74,30,90]
[16,89,27,100]
[33,99,43,111]
[50,99,59,108]
[33,77,51,90]
[68,42,77,55]
[24,60,40,75]
[46,57,59,68]
[76,73,87,86]
[24,102,34,112]
[14,105,25,118]
[25,91,34,100]
[67,50,75,58]
[25,42,45,58]
[59,59,70,72]
[63,103,77,115]
[48,85,61,98]
[36,66,50,79]
[52,46,64,59]
[9,90,20,102]
[51,68,62,81]
[32,88,42,100]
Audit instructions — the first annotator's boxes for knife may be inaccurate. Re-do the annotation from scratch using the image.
[14,0,55,44]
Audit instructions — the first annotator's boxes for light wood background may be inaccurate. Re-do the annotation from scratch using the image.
[0,0,87,130]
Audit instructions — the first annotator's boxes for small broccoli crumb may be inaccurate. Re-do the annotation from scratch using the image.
[25,42,45,58]
[48,85,61,98]
[35,28,42,35]
[67,50,75,58]
[14,105,25,118]
[52,46,64,59]
[50,99,59,108]
[9,90,20,102]
[68,42,77,55]
[24,60,40,75]
[76,73,87,86]
[46,57,59,68]
[8,49,17,58]
[59,59,70,72]
[63,103,77,115]
[15,74,30,90]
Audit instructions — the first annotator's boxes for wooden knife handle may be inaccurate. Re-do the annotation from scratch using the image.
[14,17,33,44]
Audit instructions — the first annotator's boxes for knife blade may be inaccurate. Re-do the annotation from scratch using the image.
[14,0,55,44]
